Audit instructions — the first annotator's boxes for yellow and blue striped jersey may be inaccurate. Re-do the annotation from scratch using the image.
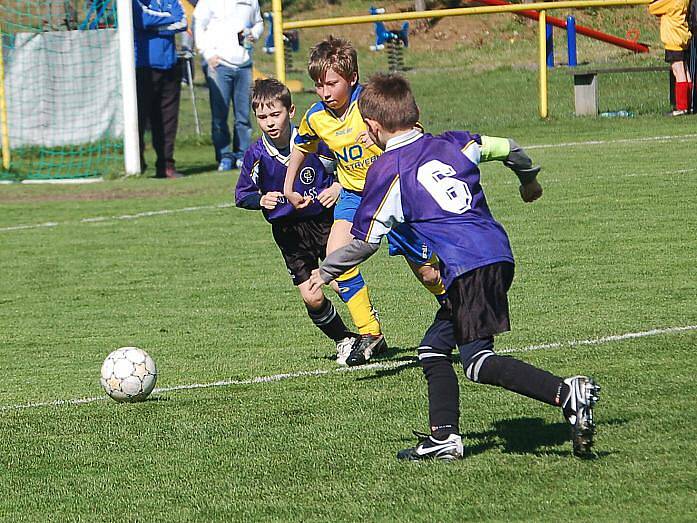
[294,84,383,193]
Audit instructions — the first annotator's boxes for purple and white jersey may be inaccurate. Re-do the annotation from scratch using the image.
[352,129,513,289]
[235,128,336,222]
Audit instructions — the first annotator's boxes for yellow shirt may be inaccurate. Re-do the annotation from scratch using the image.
[294,84,383,193]
[648,0,691,51]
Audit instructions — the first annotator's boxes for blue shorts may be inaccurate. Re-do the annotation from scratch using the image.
[334,189,435,265]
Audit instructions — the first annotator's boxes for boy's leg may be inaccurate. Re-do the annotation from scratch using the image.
[451,263,600,456]
[328,190,384,365]
[298,280,352,342]
[272,214,355,364]
[327,220,380,335]
[397,313,464,461]
[406,258,448,305]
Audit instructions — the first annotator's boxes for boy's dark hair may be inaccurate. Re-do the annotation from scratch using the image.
[358,73,419,132]
[307,36,358,82]
[251,78,292,112]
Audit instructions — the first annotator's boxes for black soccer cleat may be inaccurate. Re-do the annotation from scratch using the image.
[397,431,463,461]
[562,376,601,458]
[345,333,387,366]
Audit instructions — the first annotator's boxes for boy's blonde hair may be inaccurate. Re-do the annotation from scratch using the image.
[358,73,419,132]
[307,36,358,82]
[251,78,292,112]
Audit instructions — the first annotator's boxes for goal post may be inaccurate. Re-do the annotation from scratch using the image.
[116,0,140,176]
[0,0,140,181]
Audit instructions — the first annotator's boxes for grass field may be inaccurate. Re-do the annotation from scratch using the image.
[2,20,697,521]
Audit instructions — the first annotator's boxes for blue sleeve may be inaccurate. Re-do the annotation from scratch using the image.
[235,149,262,210]
[132,0,186,31]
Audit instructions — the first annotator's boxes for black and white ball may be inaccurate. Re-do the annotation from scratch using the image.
[100,347,157,402]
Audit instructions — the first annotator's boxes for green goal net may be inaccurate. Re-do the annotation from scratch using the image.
[0,0,124,181]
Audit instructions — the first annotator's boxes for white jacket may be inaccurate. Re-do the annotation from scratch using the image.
[193,0,263,67]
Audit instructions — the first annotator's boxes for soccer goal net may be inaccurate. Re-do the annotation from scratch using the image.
[0,0,125,181]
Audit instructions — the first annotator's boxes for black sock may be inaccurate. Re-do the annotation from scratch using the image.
[306,298,349,342]
[477,355,564,407]
[419,347,460,437]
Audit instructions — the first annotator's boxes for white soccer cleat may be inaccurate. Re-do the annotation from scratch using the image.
[335,335,357,366]
[397,432,464,461]
[562,376,601,457]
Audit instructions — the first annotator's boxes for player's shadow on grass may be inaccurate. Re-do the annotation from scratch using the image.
[179,163,219,176]
[462,417,614,459]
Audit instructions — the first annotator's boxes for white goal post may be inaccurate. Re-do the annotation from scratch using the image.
[116,0,141,176]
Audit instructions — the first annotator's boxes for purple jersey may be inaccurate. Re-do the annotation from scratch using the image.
[235,128,336,222]
[351,129,513,289]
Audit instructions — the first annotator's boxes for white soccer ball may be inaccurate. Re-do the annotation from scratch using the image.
[100,347,157,402]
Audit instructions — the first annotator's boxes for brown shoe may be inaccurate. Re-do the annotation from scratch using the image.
[155,168,183,179]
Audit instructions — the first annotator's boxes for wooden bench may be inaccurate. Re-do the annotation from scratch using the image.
[569,66,670,116]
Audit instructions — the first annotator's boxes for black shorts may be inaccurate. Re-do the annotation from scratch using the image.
[447,261,515,344]
[665,49,686,63]
[271,209,333,286]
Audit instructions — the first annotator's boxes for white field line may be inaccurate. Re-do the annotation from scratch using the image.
[525,133,697,150]
[0,203,235,233]
[1,324,695,413]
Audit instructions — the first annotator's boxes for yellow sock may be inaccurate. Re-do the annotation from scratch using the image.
[336,268,381,335]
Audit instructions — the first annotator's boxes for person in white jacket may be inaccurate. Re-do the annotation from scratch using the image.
[193,0,263,170]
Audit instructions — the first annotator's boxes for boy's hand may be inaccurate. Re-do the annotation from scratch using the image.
[260,191,283,209]
[355,130,375,148]
[286,191,312,209]
[308,269,328,293]
[519,179,543,203]
[317,182,341,208]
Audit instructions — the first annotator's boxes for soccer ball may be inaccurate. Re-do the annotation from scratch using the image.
[100,347,157,402]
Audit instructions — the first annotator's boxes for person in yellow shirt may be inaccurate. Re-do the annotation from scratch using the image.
[283,36,447,366]
[649,0,692,115]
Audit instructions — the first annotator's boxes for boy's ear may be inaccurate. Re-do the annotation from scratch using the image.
[364,118,380,135]
[349,72,358,86]
[289,103,296,119]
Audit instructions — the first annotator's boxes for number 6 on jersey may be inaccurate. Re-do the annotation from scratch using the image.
[417,159,472,214]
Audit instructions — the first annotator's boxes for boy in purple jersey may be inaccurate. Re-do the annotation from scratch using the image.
[309,74,601,460]
[236,79,357,364]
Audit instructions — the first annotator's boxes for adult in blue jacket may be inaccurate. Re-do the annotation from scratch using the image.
[132,0,188,178]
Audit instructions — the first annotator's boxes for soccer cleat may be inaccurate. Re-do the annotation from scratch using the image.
[335,335,357,366]
[397,431,463,461]
[218,158,235,172]
[345,333,387,366]
[562,376,601,457]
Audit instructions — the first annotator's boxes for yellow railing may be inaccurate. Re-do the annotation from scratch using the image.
[0,32,10,170]
[271,0,653,117]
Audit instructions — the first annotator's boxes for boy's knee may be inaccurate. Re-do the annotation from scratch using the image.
[416,265,440,286]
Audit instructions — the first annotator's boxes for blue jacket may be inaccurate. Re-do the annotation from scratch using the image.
[132,0,187,69]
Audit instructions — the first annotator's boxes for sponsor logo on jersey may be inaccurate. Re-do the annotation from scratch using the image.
[299,166,316,185]
[335,127,354,136]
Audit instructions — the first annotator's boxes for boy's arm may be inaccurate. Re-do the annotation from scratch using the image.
[478,135,542,203]
[309,239,380,291]
[283,148,312,209]
[235,152,277,211]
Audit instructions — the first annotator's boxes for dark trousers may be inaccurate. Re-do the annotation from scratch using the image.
[136,66,182,174]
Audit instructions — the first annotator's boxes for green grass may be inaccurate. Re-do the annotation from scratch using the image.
[2,31,697,522]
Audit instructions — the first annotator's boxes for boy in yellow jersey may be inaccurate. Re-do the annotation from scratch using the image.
[283,36,447,366]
